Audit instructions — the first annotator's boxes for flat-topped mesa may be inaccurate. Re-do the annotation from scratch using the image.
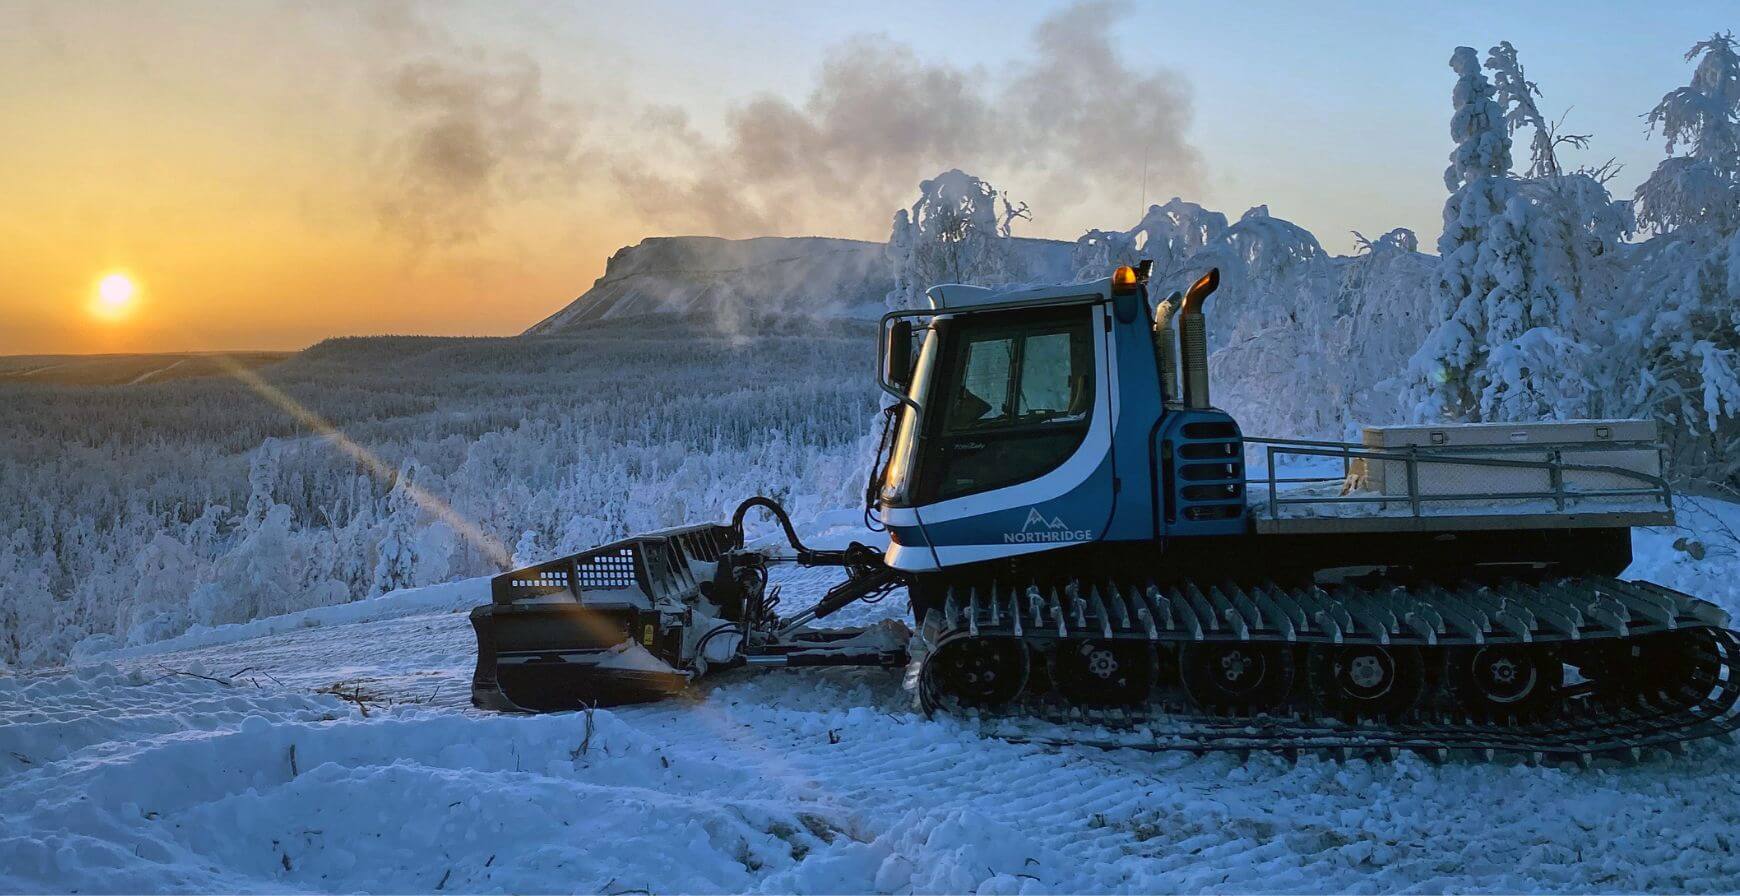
[525,237,888,334]
[524,234,1075,334]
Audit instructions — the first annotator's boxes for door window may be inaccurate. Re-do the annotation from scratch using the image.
[925,309,1097,501]
[947,336,1014,428]
[1016,331,1087,420]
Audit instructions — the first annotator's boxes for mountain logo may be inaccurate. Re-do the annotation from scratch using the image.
[1005,506,1095,544]
[1020,507,1069,532]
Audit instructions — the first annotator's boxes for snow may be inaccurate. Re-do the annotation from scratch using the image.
[595,640,681,674]
[7,510,1740,894]
[84,577,491,664]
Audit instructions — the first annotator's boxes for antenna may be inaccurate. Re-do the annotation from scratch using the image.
[1140,153,1148,222]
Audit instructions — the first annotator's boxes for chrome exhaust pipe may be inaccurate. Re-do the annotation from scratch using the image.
[1179,268,1219,409]
[1153,291,1181,402]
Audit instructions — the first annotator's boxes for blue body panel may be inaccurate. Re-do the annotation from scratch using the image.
[909,454,1118,552]
[1103,292,1167,543]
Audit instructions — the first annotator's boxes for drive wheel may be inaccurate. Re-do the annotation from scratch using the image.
[1054,639,1155,706]
[1452,646,1561,720]
[1309,644,1426,721]
[1571,640,1649,708]
[1577,631,1726,711]
[1179,643,1294,713]
[924,637,1029,709]
[1637,630,1723,710]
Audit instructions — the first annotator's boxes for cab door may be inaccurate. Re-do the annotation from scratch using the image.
[905,302,1117,566]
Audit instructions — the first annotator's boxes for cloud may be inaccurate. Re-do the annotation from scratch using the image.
[610,0,1203,240]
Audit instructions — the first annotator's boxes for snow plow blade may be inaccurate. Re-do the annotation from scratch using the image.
[471,523,742,711]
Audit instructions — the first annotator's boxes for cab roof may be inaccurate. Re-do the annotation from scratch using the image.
[925,276,1112,311]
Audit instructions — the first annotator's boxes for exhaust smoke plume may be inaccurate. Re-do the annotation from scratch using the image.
[610,0,1204,240]
[361,0,1203,249]
[365,6,590,249]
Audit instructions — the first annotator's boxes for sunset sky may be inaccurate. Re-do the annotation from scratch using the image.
[2,0,1732,355]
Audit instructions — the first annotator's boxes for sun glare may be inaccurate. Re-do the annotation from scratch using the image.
[90,273,138,321]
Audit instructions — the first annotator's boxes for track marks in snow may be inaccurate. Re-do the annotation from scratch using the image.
[649,667,1740,893]
[10,563,1740,892]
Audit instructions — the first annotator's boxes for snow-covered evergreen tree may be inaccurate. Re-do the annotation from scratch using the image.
[371,459,424,596]
[1407,47,1516,421]
[1406,45,1593,423]
[1621,33,1740,475]
[1637,32,1740,233]
[886,170,1032,310]
[243,439,281,528]
[0,530,62,667]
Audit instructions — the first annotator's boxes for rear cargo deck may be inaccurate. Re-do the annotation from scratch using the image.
[1245,434,1674,536]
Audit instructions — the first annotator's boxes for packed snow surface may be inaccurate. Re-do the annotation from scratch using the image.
[6,513,1740,894]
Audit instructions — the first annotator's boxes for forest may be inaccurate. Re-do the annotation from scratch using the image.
[2,35,1737,667]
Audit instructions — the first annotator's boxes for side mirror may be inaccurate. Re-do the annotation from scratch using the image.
[887,320,914,391]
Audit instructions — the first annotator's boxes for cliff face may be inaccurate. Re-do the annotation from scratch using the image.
[524,237,892,334]
[524,234,1075,335]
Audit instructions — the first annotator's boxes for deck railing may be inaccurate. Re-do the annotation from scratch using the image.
[1243,436,1672,520]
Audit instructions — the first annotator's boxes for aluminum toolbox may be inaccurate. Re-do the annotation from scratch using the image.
[1356,419,1660,499]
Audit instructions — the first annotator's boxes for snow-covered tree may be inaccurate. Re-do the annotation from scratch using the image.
[1063,196,1433,437]
[1070,198,1229,283]
[886,170,1032,310]
[1336,229,1438,427]
[1406,46,1593,423]
[371,459,425,596]
[188,504,299,627]
[1353,228,1421,255]
[0,530,62,667]
[243,439,280,527]
[1485,41,1588,179]
[119,532,205,645]
[1620,33,1740,476]
[1636,31,1740,233]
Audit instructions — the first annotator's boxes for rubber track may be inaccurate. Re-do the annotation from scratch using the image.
[916,576,1740,763]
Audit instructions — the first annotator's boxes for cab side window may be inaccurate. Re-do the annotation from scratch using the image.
[1016,330,1090,420]
[947,335,1014,428]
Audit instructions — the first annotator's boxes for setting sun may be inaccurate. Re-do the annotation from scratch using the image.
[90,272,138,321]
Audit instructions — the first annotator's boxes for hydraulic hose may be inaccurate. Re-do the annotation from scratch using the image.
[732,496,831,563]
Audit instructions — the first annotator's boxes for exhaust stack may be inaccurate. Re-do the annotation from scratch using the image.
[1153,291,1181,402]
[1179,268,1220,409]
